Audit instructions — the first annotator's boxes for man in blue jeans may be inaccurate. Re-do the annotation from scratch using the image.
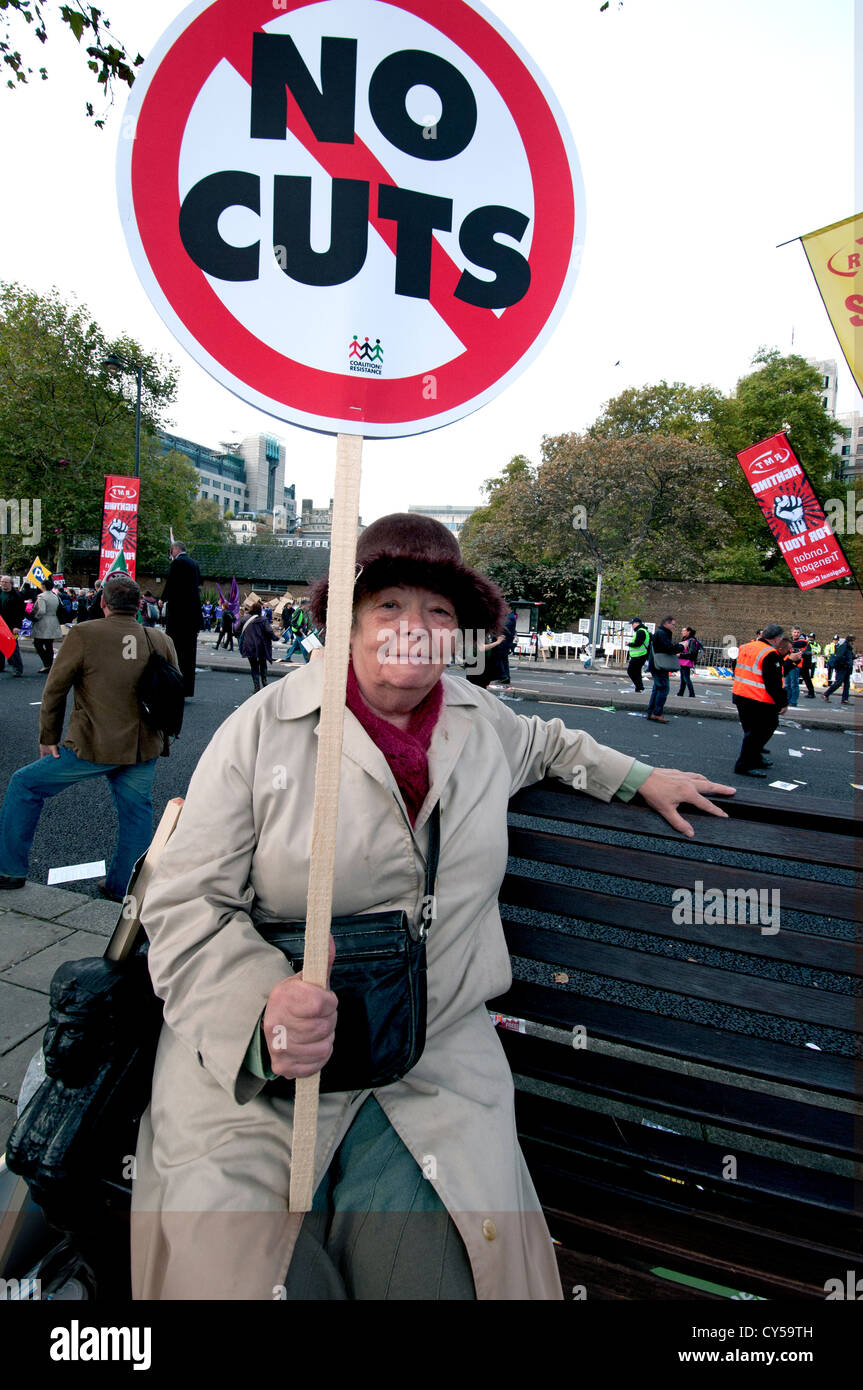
[0,574,178,900]
[646,615,684,723]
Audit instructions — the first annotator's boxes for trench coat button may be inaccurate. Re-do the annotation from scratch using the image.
[482,1219,497,1241]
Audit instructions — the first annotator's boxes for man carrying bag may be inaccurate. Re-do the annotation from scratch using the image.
[0,575,179,901]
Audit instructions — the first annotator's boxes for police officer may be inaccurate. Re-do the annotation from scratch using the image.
[627,618,650,692]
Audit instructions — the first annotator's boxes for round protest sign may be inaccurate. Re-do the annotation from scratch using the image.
[118,0,583,437]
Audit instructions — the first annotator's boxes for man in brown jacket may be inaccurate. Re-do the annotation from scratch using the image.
[0,575,177,900]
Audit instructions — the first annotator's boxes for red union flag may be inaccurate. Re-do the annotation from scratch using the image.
[736,432,851,591]
[98,475,141,582]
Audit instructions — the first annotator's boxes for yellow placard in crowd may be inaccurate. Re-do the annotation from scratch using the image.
[800,212,863,396]
[23,556,51,590]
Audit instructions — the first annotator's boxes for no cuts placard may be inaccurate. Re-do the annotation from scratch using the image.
[117,0,583,437]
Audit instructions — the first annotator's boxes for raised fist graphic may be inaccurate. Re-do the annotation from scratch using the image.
[108,517,129,549]
[773,493,806,535]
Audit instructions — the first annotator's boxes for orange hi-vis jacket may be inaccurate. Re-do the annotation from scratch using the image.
[732,640,781,704]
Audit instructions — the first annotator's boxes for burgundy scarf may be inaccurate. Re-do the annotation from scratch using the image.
[346,662,443,825]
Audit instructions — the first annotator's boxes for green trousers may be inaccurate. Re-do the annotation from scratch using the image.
[283,1097,476,1300]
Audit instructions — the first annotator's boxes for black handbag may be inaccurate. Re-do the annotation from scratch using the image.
[137,627,185,737]
[260,802,440,1096]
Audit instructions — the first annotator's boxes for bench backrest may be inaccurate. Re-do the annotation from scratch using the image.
[493,779,861,1300]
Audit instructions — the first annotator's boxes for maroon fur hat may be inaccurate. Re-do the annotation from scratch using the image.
[309,512,508,634]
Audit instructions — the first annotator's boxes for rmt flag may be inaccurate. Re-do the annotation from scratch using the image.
[736,432,851,591]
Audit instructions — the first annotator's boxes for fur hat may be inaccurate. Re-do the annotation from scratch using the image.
[309,512,508,634]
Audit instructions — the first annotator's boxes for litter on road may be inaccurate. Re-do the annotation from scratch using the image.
[769,781,800,791]
[47,859,106,885]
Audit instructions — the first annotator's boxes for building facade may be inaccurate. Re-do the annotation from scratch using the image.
[834,410,863,482]
[407,504,476,536]
[158,431,296,526]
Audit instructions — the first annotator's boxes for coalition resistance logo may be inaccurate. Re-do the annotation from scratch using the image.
[348,335,384,376]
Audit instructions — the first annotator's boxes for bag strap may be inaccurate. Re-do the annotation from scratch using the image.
[425,801,440,900]
[418,801,441,938]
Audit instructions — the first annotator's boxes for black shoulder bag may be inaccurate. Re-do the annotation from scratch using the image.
[137,627,185,737]
[260,802,441,1096]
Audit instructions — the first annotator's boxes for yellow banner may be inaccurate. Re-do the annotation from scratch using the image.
[800,212,863,396]
[23,556,51,590]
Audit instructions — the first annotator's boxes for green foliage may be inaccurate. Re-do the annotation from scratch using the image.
[0,2,143,126]
[0,282,177,572]
[187,497,233,548]
[706,348,851,581]
[462,349,858,617]
[590,380,723,444]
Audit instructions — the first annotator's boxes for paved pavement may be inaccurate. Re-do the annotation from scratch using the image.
[0,884,120,1151]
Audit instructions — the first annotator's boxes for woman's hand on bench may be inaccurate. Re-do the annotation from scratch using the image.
[637,768,735,838]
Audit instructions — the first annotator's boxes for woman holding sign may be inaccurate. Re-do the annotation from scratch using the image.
[131,515,733,1301]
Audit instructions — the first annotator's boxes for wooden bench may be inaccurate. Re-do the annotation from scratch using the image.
[491,778,861,1300]
[3,780,860,1301]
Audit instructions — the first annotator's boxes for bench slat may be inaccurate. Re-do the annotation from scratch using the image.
[514,1090,859,1213]
[489,981,857,1095]
[501,872,857,974]
[500,1030,860,1158]
[501,919,857,1032]
[507,825,857,924]
[509,785,856,866]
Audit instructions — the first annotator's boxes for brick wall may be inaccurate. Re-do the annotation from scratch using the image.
[629,581,862,645]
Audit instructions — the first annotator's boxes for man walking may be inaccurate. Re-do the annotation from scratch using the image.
[626,618,650,692]
[161,541,203,697]
[0,575,25,676]
[214,603,235,651]
[789,628,817,700]
[645,616,683,723]
[823,635,854,704]
[0,575,178,899]
[731,623,787,777]
[283,602,311,663]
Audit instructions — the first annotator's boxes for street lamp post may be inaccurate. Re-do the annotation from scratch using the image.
[103,352,143,479]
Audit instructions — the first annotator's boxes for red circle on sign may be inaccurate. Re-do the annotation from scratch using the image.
[127,0,578,434]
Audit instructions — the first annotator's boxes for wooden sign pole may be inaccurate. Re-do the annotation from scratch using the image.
[289,431,363,1213]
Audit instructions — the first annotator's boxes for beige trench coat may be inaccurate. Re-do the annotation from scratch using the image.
[131,661,636,1301]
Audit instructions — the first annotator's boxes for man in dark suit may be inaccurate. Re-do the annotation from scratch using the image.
[162,541,203,697]
[0,575,26,675]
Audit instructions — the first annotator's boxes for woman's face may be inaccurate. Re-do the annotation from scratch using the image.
[350,585,459,713]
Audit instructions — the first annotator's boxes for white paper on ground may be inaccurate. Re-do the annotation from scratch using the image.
[769,781,800,791]
[47,860,106,885]
[788,749,803,757]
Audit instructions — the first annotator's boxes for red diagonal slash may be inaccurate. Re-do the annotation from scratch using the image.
[226,49,491,354]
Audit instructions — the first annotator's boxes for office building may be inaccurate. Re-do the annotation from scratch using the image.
[407,504,476,536]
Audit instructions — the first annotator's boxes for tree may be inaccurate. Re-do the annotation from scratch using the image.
[590,380,723,444]
[708,349,854,582]
[1,1,142,125]
[0,282,177,572]
[590,355,858,585]
[187,498,233,548]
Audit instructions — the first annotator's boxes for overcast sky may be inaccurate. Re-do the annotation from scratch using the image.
[0,0,858,524]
